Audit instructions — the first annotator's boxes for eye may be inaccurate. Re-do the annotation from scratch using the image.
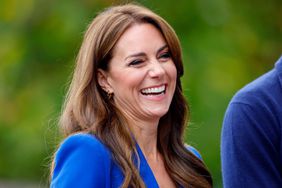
[158,51,171,62]
[129,59,144,66]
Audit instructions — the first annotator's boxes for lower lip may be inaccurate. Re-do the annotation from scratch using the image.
[140,92,166,101]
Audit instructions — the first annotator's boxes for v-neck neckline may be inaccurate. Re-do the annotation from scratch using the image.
[135,143,184,188]
[136,143,160,188]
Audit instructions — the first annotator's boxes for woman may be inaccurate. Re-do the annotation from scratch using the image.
[50,3,212,188]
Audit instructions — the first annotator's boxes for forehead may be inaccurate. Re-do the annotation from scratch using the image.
[112,23,167,57]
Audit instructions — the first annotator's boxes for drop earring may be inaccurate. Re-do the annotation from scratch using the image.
[107,91,113,100]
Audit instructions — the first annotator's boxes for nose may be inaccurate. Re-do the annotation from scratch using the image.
[148,60,165,78]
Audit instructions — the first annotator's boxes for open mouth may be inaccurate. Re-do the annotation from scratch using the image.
[140,84,166,96]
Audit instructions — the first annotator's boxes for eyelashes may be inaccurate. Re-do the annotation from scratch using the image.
[129,59,144,66]
[128,51,171,67]
[159,51,171,60]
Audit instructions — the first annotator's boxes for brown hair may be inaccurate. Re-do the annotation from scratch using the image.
[57,3,212,188]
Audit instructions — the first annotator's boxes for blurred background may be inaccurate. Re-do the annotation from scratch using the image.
[0,0,281,187]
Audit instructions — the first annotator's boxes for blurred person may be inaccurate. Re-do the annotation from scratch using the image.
[221,55,282,187]
[50,4,212,188]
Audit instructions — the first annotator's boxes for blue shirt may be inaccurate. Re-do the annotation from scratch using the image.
[50,133,202,188]
[221,56,282,187]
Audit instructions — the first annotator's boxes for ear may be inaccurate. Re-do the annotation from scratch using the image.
[97,69,113,93]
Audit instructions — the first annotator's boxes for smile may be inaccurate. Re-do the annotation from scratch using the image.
[141,84,166,95]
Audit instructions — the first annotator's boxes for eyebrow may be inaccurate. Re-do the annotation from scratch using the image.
[157,44,169,54]
[124,44,168,61]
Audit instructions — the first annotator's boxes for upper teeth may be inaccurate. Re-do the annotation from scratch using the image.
[141,85,165,94]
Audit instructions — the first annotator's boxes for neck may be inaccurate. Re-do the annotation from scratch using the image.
[129,119,160,160]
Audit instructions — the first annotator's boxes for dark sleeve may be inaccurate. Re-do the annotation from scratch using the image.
[221,102,282,188]
[50,134,110,188]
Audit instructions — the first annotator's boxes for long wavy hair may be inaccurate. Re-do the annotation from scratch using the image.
[56,3,212,188]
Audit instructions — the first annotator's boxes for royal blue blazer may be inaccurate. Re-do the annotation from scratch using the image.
[50,133,202,188]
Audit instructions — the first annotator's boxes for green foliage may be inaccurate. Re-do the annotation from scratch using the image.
[0,0,281,187]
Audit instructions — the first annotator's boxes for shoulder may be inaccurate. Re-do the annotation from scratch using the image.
[54,133,110,163]
[230,68,280,107]
[185,145,202,160]
[222,65,282,153]
[224,66,282,123]
[57,133,108,152]
[51,133,111,187]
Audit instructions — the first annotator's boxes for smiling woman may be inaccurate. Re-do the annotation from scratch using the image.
[98,23,177,122]
[50,3,212,188]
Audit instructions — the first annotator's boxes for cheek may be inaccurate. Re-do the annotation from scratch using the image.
[167,63,177,81]
[110,70,145,92]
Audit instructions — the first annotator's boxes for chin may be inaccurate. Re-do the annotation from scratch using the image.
[148,109,169,119]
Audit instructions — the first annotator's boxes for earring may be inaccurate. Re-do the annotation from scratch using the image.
[107,91,113,100]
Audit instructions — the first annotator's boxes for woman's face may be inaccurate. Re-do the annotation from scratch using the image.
[99,23,177,122]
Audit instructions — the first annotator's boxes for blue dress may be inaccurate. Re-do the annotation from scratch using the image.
[50,133,202,188]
